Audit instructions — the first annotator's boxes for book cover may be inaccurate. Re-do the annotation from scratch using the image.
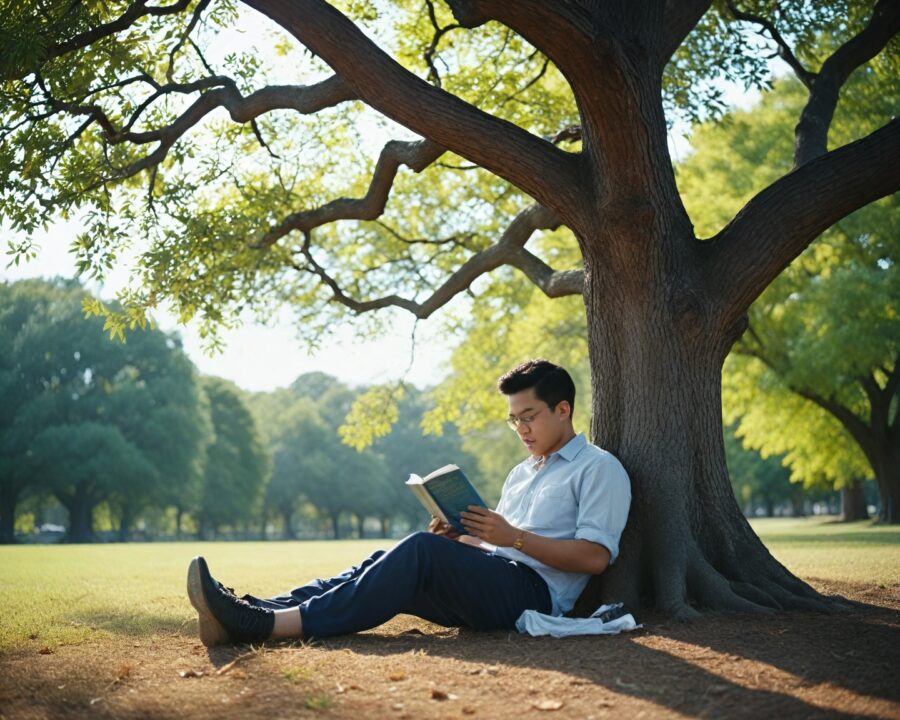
[406,464,487,535]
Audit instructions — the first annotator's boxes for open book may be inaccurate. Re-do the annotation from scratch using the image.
[406,464,487,535]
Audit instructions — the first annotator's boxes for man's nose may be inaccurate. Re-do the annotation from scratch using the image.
[516,422,529,437]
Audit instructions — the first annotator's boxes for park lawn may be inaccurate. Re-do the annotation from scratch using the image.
[1,518,897,653]
[750,516,900,585]
[0,539,391,652]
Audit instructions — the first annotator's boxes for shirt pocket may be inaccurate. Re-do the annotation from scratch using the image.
[529,484,575,531]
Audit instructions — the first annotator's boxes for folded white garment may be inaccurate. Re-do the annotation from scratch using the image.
[515,603,642,637]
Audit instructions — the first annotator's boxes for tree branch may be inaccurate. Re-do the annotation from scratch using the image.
[795,0,900,165]
[47,75,355,185]
[793,386,877,464]
[659,0,713,67]
[725,2,815,88]
[293,204,580,319]
[42,0,195,64]
[241,0,581,217]
[253,139,446,248]
[707,118,900,324]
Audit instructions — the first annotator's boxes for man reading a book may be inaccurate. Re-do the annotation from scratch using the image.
[188,359,631,646]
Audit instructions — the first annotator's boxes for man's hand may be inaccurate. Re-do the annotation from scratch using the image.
[460,506,519,547]
[427,516,461,540]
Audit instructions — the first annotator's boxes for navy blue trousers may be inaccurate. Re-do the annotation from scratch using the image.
[245,532,552,639]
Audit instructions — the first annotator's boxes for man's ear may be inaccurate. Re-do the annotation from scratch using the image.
[556,400,572,420]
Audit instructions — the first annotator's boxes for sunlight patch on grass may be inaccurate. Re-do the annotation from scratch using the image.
[751,517,900,585]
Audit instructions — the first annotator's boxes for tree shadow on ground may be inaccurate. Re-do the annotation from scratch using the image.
[307,594,898,718]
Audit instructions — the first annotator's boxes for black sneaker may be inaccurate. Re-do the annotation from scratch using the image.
[187,556,274,647]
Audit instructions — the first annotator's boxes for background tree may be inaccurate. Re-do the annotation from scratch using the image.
[0,278,208,541]
[2,1,898,614]
[676,76,899,523]
[195,376,269,538]
[370,387,481,532]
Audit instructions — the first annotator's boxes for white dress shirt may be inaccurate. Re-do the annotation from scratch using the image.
[493,433,631,615]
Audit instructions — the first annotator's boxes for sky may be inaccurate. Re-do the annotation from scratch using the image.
[1,9,769,394]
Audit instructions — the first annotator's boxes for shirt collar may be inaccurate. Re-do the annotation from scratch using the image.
[557,432,587,462]
[531,432,586,468]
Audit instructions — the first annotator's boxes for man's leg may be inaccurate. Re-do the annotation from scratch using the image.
[298,531,551,638]
[244,550,388,609]
[190,533,550,644]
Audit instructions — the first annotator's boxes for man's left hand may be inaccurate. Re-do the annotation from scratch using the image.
[460,506,519,547]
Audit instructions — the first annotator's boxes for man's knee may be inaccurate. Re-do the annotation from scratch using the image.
[392,531,452,563]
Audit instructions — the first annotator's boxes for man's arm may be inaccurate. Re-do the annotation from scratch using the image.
[459,507,611,574]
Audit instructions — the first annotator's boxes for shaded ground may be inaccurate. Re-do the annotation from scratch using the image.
[2,579,898,720]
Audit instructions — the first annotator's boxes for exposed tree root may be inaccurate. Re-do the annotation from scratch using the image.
[688,554,776,614]
[728,580,783,610]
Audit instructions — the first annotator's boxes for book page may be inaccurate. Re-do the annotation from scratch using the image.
[406,474,448,524]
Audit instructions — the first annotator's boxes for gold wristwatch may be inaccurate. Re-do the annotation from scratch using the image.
[513,530,526,551]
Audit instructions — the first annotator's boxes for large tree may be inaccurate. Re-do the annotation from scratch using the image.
[2,2,898,614]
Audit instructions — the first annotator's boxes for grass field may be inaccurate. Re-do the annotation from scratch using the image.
[1,517,897,653]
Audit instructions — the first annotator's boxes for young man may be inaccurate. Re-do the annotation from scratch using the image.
[187,359,631,646]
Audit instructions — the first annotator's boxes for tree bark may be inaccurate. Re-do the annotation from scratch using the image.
[330,510,341,540]
[840,480,869,522]
[381,516,391,538]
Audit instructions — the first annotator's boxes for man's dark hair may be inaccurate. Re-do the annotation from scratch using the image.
[497,359,575,414]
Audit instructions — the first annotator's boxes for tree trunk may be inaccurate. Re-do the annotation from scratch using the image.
[174,506,183,539]
[62,487,96,543]
[118,505,133,542]
[575,250,830,617]
[764,498,775,517]
[873,446,900,524]
[282,508,296,540]
[353,514,364,539]
[0,483,18,544]
[840,480,869,522]
[381,516,391,538]
[330,510,341,540]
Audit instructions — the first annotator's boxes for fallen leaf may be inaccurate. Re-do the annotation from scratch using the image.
[229,670,247,680]
[533,699,565,711]
[179,669,205,678]
[389,672,407,682]
[392,703,404,711]
[116,664,131,680]
[431,688,449,701]
[39,646,53,655]
[89,697,103,706]
[485,665,500,675]
[28,633,39,640]
[462,707,476,715]
[335,682,345,694]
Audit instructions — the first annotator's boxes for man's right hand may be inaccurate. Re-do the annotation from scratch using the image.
[427,516,462,540]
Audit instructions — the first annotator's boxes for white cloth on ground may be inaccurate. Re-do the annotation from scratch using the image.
[515,603,642,637]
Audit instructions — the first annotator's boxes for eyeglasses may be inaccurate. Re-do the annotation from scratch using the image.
[506,405,548,430]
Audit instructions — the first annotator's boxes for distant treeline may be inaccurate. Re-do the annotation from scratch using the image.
[1,279,866,544]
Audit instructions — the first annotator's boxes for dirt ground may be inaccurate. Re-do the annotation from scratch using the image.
[2,578,898,720]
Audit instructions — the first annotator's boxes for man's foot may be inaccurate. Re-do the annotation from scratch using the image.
[187,556,274,647]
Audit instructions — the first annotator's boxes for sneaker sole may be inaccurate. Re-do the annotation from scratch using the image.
[187,557,231,647]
